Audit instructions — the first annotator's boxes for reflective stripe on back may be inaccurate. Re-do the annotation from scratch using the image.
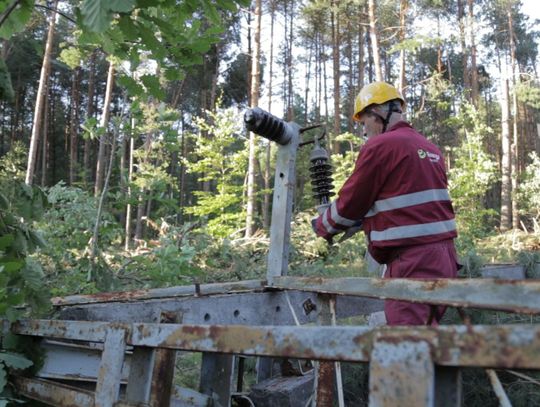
[365,189,450,218]
[370,219,456,242]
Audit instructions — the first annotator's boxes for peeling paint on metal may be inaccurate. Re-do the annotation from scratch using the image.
[272,276,540,314]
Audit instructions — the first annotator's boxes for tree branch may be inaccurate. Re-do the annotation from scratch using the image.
[34,4,76,24]
[0,0,21,28]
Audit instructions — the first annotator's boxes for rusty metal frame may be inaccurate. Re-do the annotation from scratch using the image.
[10,319,540,369]
[272,276,540,314]
[13,376,95,407]
[8,273,540,406]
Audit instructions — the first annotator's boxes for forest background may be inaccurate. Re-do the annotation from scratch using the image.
[0,0,540,404]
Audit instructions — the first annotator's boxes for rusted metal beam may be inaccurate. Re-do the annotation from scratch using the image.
[369,340,434,407]
[95,327,127,406]
[314,295,336,406]
[53,279,266,306]
[271,276,540,314]
[11,320,540,369]
[13,376,95,407]
[57,290,383,326]
[38,340,130,382]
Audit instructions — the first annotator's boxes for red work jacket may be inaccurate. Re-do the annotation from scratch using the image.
[315,121,457,264]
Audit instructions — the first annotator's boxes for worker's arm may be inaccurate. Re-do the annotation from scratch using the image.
[314,142,386,241]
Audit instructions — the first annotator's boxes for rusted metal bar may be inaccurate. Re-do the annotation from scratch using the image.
[57,291,383,328]
[12,320,540,369]
[95,327,127,407]
[314,294,336,407]
[271,276,540,314]
[149,312,179,407]
[38,340,130,382]
[199,353,234,407]
[51,265,525,308]
[53,279,266,306]
[369,339,434,407]
[13,376,95,407]
[266,124,300,284]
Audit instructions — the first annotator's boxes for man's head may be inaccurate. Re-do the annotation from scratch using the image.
[353,82,405,138]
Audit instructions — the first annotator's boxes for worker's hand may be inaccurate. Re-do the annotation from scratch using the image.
[311,216,334,245]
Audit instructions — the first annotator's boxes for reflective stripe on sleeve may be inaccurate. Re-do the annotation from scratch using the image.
[330,201,357,227]
[322,207,341,234]
[365,189,450,218]
[370,219,456,242]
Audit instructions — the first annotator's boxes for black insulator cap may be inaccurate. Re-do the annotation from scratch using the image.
[244,107,292,145]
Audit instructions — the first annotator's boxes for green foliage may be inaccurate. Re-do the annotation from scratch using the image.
[0,0,33,39]
[120,222,201,287]
[185,107,247,238]
[58,46,83,69]
[0,160,49,401]
[517,152,540,225]
[0,350,32,398]
[0,141,26,183]
[517,251,540,278]
[331,132,365,191]
[516,80,540,109]
[128,102,182,214]
[0,57,13,101]
[80,0,136,33]
[448,103,498,250]
[0,155,49,320]
[37,182,121,296]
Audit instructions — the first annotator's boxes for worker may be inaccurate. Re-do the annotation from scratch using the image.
[313,81,459,326]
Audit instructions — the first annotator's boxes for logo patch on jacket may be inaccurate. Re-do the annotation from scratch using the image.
[417,148,440,162]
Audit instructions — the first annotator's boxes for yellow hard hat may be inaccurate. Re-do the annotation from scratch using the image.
[353,82,405,121]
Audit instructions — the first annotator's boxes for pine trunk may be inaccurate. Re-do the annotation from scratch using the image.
[468,0,479,106]
[84,51,97,186]
[507,7,519,229]
[331,0,341,144]
[124,125,134,251]
[368,0,383,82]
[397,0,408,95]
[500,63,512,231]
[94,61,115,197]
[357,16,365,90]
[457,0,469,96]
[40,88,50,186]
[25,0,57,185]
[262,2,276,230]
[69,67,81,185]
[245,0,262,238]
